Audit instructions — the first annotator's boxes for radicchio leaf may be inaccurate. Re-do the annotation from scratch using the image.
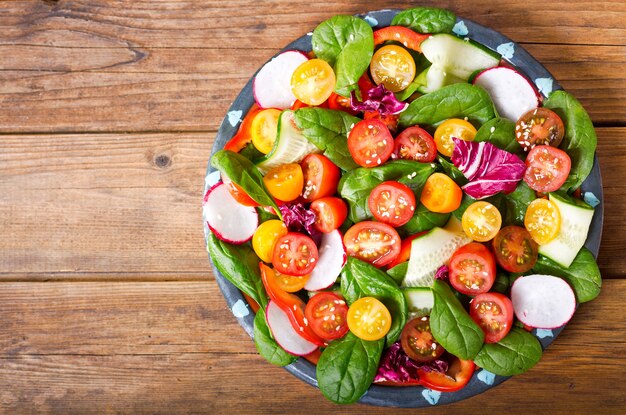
[435,265,449,281]
[350,84,408,115]
[451,138,526,199]
[374,341,448,383]
[278,203,320,238]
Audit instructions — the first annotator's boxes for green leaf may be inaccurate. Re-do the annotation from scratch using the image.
[474,118,524,155]
[316,332,384,404]
[386,262,408,285]
[253,309,297,366]
[500,181,536,226]
[543,90,597,192]
[399,83,497,129]
[340,257,408,347]
[206,233,268,309]
[533,248,601,303]
[398,203,450,236]
[430,280,484,359]
[474,327,542,376]
[312,16,374,96]
[293,108,360,171]
[437,155,468,186]
[391,7,457,34]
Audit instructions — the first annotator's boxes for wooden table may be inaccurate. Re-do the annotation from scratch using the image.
[1,1,625,413]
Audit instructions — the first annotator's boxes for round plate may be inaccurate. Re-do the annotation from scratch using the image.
[204,10,603,408]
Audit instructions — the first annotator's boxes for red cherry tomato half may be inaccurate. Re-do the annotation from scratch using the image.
[492,226,539,273]
[304,292,349,341]
[272,233,319,276]
[392,126,437,163]
[343,221,401,267]
[515,107,565,151]
[373,26,430,52]
[310,197,348,233]
[448,242,496,296]
[400,316,445,363]
[368,181,416,227]
[348,119,394,167]
[470,292,514,343]
[418,356,476,392]
[300,154,341,202]
[523,145,572,193]
[363,111,400,135]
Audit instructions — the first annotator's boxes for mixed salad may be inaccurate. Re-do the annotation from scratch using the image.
[204,7,601,405]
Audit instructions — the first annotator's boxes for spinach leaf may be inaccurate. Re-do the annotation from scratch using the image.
[238,142,265,163]
[398,203,450,236]
[316,332,384,404]
[474,118,524,155]
[492,271,511,294]
[543,90,597,192]
[533,248,601,303]
[398,83,497,129]
[341,257,408,347]
[391,7,456,34]
[312,15,374,97]
[430,280,484,359]
[256,206,278,224]
[437,155,468,186]
[500,181,536,226]
[386,262,408,285]
[253,309,297,366]
[338,160,436,222]
[293,108,360,171]
[206,233,268,309]
[473,327,542,376]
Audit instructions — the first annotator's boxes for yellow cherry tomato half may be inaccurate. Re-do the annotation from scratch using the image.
[273,269,310,293]
[263,163,304,202]
[347,297,392,341]
[252,219,288,263]
[370,45,416,92]
[251,108,281,154]
[462,201,503,242]
[420,172,463,213]
[290,59,336,106]
[433,118,477,157]
[524,198,561,245]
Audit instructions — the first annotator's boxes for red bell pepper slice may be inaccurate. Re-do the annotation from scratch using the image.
[373,26,430,52]
[223,104,261,152]
[418,356,476,392]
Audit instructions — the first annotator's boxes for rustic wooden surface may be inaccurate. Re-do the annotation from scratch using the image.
[1,1,625,413]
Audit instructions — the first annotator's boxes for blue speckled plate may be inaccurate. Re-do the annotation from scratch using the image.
[203,9,603,408]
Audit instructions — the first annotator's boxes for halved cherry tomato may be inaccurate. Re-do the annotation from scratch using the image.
[373,26,429,52]
[392,126,437,162]
[348,118,394,167]
[305,292,349,341]
[470,292,514,343]
[347,296,392,341]
[250,108,281,154]
[344,221,401,267]
[420,172,463,213]
[273,270,309,293]
[492,226,539,273]
[290,59,336,106]
[252,219,288,263]
[223,104,261,152]
[386,232,426,269]
[515,107,565,151]
[272,232,319,276]
[400,316,445,363]
[310,197,348,233]
[524,198,561,245]
[461,201,503,242]
[418,355,476,392]
[327,92,359,115]
[370,45,416,92]
[368,181,416,227]
[300,154,341,201]
[263,163,304,202]
[433,118,477,157]
[448,242,496,296]
[363,111,400,134]
[222,175,259,207]
[524,145,571,193]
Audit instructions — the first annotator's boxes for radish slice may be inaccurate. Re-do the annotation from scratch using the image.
[511,274,576,329]
[304,230,346,291]
[266,301,318,356]
[203,182,258,244]
[253,50,309,109]
[473,67,539,121]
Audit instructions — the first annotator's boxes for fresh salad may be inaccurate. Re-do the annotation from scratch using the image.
[204,7,602,405]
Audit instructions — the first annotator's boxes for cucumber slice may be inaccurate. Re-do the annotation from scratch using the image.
[403,287,434,318]
[416,65,465,94]
[421,33,500,80]
[255,110,321,173]
[538,192,595,268]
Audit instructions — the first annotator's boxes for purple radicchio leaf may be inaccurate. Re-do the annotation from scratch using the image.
[451,138,526,199]
[350,84,408,116]
[373,341,449,383]
[435,265,449,281]
[278,203,320,239]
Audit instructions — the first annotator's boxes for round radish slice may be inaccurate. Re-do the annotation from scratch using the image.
[304,230,346,291]
[266,300,318,356]
[511,274,576,329]
[203,182,258,244]
[473,67,539,121]
[253,50,309,109]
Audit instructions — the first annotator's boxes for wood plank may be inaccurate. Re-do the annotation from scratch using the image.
[1,128,624,279]
[0,280,624,413]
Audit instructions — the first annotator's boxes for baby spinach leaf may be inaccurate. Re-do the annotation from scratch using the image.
[253,309,297,366]
[543,90,597,192]
[338,160,436,222]
[474,118,524,155]
[398,203,450,236]
[399,83,496,129]
[430,280,484,360]
[312,15,374,97]
[206,233,268,309]
[386,262,408,285]
[317,332,384,404]
[533,248,601,303]
[500,181,536,226]
[391,7,457,34]
[473,327,542,376]
[341,257,408,347]
[437,155,468,186]
[293,108,360,171]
